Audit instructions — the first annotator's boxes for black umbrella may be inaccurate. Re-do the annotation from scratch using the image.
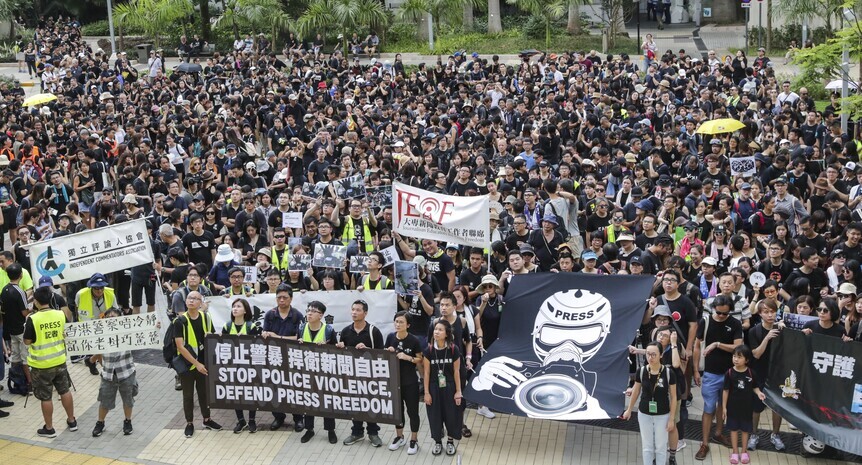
[519,49,541,57]
[175,62,202,73]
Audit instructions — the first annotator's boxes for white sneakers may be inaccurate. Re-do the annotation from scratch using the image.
[388,436,406,451]
[476,406,496,419]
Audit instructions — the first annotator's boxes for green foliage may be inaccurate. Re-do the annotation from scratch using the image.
[386,22,419,43]
[385,28,636,54]
[113,0,194,48]
[747,24,833,50]
[793,25,862,104]
[81,19,146,36]
[212,0,293,42]
[296,0,390,54]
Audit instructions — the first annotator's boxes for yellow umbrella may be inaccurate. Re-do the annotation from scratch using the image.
[23,93,57,107]
[696,118,746,135]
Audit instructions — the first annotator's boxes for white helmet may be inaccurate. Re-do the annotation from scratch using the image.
[532,289,612,365]
[802,435,825,455]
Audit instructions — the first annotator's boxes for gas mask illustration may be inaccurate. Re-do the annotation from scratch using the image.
[471,289,612,419]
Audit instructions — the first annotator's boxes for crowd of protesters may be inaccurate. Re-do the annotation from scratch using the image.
[0,13,861,463]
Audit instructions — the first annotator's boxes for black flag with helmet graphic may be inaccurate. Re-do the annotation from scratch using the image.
[464,273,654,420]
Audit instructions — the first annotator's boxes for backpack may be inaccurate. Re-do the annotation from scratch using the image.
[162,320,179,365]
[7,363,29,396]
[544,200,570,238]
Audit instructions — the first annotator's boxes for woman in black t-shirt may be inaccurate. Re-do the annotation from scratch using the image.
[623,341,677,465]
[384,312,423,454]
[422,319,463,456]
[802,297,846,338]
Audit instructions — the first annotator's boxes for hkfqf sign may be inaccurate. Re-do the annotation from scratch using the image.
[465,273,654,420]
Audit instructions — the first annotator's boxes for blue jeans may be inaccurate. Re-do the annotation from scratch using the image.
[638,412,670,465]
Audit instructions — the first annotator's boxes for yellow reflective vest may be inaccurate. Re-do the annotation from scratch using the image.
[27,309,67,369]
[271,246,289,271]
[342,216,374,253]
[301,323,330,343]
[77,288,116,321]
[179,311,212,371]
[361,274,389,290]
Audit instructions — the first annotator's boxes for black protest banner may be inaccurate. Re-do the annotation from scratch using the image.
[464,273,654,420]
[764,330,862,455]
[205,335,402,425]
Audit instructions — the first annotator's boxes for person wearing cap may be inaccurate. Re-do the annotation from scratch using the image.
[75,272,117,375]
[580,251,600,274]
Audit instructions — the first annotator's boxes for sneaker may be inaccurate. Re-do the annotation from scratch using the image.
[38,426,57,438]
[407,440,419,455]
[0,399,13,408]
[123,419,133,435]
[343,434,364,445]
[741,453,750,464]
[695,443,709,461]
[0,410,9,418]
[67,418,78,431]
[184,423,194,438]
[92,421,105,437]
[248,421,257,433]
[174,376,182,391]
[85,358,99,376]
[71,355,84,364]
[461,425,472,438]
[369,434,383,447]
[747,435,758,451]
[388,436,406,451]
[203,419,222,431]
[446,440,456,456]
[730,453,739,465]
[669,456,677,465]
[294,420,304,432]
[233,419,247,434]
[328,430,337,444]
[676,440,687,452]
[770,433,786,451]
[476,406,496,419]
[269,420,284,431]
[300,430,315,443]
[432,442,443,456]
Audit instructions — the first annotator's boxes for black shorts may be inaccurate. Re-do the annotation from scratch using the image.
[131,280,156,307]
[726,415,753,433]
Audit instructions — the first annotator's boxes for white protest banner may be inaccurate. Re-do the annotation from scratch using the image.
[27,218,154,285]
[64,312,161,356]
[204,290,397,336]
[283,211,303,229]
[392,182,490,248]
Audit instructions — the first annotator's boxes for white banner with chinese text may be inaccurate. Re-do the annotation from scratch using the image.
[391,182,490,248]
[27,219,155,285]
[64,312,161,356]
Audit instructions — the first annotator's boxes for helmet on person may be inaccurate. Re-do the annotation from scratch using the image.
[532,289,612,364]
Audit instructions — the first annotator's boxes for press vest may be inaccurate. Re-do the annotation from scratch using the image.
[27,309,67,369]
[180,311,211,370]
[301,323,330,343]
[361,274,389,290]
[224,321,250,335]
[343,216,374,253]
[271,246,289,271]
[77,288,116,321]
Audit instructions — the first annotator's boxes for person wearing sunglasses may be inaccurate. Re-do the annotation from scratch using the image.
[800,297,845,338]
[692,295,744,461]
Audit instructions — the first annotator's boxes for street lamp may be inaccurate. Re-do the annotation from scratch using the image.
[107,0,117,60]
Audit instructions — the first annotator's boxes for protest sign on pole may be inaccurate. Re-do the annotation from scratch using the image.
[27,218,154,285]
[391,182,490,248]
[204,291,397,336]
[64,312,161,356]
[206,335,402,424]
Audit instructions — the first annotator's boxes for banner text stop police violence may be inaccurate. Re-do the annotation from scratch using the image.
[206,336,402,423]
[216,365,393,413]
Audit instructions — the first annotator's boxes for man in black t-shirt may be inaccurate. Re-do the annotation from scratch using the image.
[747,303,786,451]
[639,234,673,276]
[782,247,828,302]
[419,239,455,293]
[182,214,217,269]
[693,295,743,460]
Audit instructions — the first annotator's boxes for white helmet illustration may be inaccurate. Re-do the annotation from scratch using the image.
[532,289,612,365]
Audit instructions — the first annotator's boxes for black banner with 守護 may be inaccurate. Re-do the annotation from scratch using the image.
[205,335,402,425]
[764,330,862,456]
